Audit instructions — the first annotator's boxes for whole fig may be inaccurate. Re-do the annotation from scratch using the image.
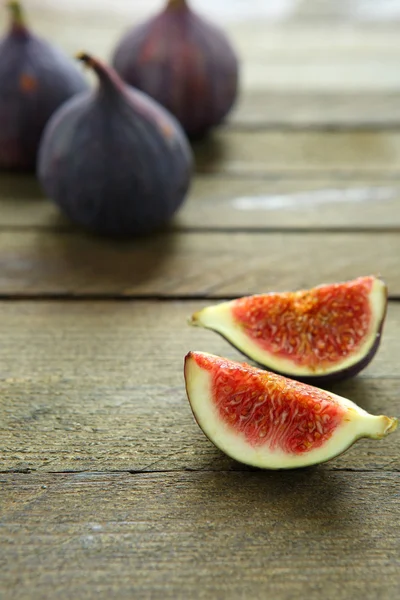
[0,1,88,171]
[111,0,239,138]
[38,53,193,237]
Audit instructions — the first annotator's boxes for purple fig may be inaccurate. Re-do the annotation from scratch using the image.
[37,53,193,237]
[0,1,88,171]
[111,0,239,138]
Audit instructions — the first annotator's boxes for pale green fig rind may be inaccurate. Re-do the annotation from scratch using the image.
[189,276,388,382]
[184,351,398,470]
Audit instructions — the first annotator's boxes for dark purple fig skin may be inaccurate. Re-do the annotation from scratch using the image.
[111,0,239,138]
[37,54,193,237]
[0,2,88,171]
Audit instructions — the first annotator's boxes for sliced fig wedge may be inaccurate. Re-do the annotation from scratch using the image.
[190,276,387,382]
[184,351,398,469]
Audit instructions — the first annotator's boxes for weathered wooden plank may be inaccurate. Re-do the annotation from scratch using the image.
[232,25,400,96]
[0,301,399,473]
[26,0,400,25]
[232,92,400,128]
[193,130,400,176]
[0,230,397,297]
[2,175,400,230]
[1,471,400,599]
[181,178,400,229]
[286,0,400,22]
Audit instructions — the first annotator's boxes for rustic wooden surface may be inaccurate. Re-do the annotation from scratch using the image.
[1,301,399,474]
[1,1,400,599]
[1,472,400,599]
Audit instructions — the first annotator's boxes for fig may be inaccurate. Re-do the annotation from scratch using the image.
[190,276,388,383]
[0,1,88,171]
[111,0,239,138]
[38,53,193,237]
[184,351,398,469]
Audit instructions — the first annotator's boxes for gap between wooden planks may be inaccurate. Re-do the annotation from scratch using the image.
[1,471,399,600]
[0,300,398,474]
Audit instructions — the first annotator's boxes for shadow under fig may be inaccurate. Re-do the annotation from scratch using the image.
[191,131,228,174]
[0,172,74,230]
[183,463,358,535]
[182,432,356,527]
[31,218,180,295]
[0,172,42,200]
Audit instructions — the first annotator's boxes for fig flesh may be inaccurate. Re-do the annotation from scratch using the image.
[184,351,398,469]
[190,276,387,383]
[111,0,239,138]
[38,53,193,237]
[0,1,88,171]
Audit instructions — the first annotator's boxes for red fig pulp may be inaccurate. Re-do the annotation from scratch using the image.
[0,1,88,171]
[190,276,387,383]
[38,53,193,237]
[184,351,398,469]
[111,0,239,138]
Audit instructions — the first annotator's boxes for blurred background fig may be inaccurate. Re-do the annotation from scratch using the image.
[0,1,88,171]
[111,0,239,138]
[37,53,193,238]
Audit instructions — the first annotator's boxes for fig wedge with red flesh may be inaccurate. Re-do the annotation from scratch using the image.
[190,276,387,383]
[184,351,398,469]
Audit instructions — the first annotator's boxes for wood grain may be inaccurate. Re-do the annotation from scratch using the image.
[2,175,400,231]
[0,230,397,297]
[1,471,400,599]
[193,130,400,176]
[26,0,400,25]
[0,301,399,474]
[182,178,400,230]
[233,92,400,128]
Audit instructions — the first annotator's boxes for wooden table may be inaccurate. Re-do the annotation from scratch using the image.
[1,1,400,598]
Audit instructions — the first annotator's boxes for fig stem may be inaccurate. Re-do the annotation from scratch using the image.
[7,0,27,31]
[77,52,99,71]
[384,416,398,435]
[76,52,122,94]
[167,0,188,9]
